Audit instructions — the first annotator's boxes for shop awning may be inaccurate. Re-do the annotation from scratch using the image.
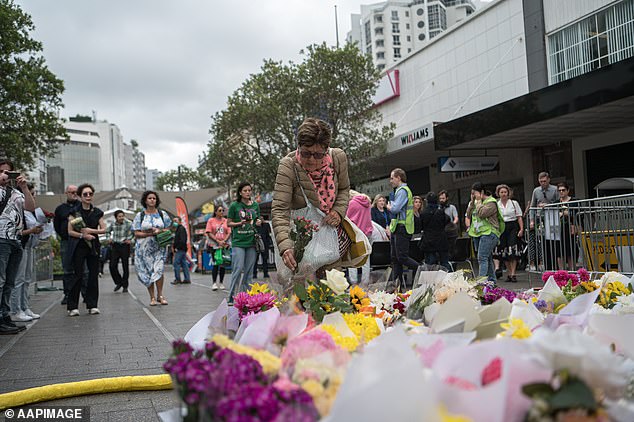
[434,57,634,150]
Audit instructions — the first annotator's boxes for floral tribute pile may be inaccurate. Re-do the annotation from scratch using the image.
[165,270,634,422]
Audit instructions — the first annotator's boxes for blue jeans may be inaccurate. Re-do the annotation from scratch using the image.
[0,239,23,319]
[425,250,451,271]
[173,250,190,282]
[11,246,33,313]
[228,246,257,303]
[473,234,499,281]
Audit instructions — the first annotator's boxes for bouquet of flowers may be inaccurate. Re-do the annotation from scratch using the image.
[289,216,319,273]
[69,216,92,247]
[542,268,590,288]
[294,270,353,322]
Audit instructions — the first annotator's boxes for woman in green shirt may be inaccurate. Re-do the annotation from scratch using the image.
[227,182,261,304]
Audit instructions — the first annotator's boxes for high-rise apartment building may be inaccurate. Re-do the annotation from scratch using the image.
[347,0,477,70]
[46,116,126,193]
[145,168,162,190]
[123,140,146,190]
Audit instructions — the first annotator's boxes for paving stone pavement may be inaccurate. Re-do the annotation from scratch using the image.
[0,265,232,421]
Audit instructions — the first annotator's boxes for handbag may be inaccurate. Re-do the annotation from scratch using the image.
[340,217,372,268]
[213,248,231,266]
[254,233,265,254]
[156,230,174,248]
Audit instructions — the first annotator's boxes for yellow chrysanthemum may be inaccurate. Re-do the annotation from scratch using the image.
[499,318,532,339]
[342,313,381,343]
[438,405,473,422]
[248,282,271,295]
[211,334,281,376]
[301,379,324,397]
[580,281,599,292]
[598,281,631,308]
[350,285,371,311]
[319,324,359,352]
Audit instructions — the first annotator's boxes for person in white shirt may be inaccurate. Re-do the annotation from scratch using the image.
[492,184,523,282]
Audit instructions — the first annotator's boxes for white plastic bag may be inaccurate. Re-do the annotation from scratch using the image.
[273,200,340,284]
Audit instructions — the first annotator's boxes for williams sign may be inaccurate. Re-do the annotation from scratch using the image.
[386,123,434,153]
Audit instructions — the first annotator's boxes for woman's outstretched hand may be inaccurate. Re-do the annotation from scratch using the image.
[282,248,297,271]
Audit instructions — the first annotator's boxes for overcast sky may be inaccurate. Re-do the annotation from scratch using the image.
[18,0,490,172]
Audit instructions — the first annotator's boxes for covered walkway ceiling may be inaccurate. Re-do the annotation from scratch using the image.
[434,57,634,151]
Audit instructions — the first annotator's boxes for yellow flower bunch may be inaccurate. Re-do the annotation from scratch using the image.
[319,324,359,352]
[301,375,342,416]
[499,318,532,339]
[248,282,271,295]
[211,334,281,376]
[598,281,632,309]
[438,405,473,422]
[580,281,599,292]
[343,313,381,343]
[349,285,371,311]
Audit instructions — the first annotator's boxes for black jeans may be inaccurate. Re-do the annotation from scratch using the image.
[390,225,420,288]
[253,249,270,278]
[69,242,99,311]
[110,243,130,288]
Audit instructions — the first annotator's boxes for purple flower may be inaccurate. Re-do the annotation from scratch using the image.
[481,287,517,305]
[533,299,548,311]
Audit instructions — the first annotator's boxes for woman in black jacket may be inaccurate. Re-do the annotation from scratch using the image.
[419,192,451,270]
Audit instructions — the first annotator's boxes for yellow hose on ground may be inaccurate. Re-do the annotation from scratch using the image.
[0,374,173,410]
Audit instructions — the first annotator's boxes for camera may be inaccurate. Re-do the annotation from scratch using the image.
[6,171,20,180]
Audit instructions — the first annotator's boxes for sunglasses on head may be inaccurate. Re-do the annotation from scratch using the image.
[299,150,326,160]
[82,191,94,197]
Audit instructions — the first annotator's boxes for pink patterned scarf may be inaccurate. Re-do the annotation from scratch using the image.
[295,149,336,214]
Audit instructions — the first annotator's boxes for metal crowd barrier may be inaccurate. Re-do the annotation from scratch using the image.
[33,239,56,292]
[527,193,634,276]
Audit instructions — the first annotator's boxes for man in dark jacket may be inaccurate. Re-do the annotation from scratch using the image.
[419,192,451,271]
[171,217,190,284]
[53,185,85,305]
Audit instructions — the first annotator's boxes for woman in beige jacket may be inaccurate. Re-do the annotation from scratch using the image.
[271,117,350,274]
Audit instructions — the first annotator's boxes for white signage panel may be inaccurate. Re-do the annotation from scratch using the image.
[438,156,500,172]
[386,123,434,153]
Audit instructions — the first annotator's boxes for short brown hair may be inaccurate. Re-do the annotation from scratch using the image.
[296,118,332,149]
[495,184,513,198]
[391,168,407,182]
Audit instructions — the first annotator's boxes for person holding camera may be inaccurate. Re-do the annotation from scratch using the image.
[0,160,36,334]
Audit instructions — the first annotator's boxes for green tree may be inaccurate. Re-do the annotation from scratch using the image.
[0,0,67,170]
[156,165,215,192]
[201,42,394,191]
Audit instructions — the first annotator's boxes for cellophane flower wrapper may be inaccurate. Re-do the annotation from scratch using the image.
[543,289,601,330]
[327,327,440,422]
[269,313,309,352]
[430,291,481,333]
[409,331,476,368]
[588,313,634,360]
[598,271,632,288]
[431,339,551,422]
[321,312,356,338]
[537,276,568,308]
[529,324,632,399]
[509,298,544,329]
[235,306,280,349]
[185,310,216,351]
[414,269,448,289]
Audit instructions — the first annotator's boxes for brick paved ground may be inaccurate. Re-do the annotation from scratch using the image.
[0,263,539,421]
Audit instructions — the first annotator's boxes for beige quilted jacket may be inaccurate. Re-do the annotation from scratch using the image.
[271,148,350,255]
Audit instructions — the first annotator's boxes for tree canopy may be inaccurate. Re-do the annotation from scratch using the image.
[156,164,215,192]
[0,0,67,170]
[200,42,394,192]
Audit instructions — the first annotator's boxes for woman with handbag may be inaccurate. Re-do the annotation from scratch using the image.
[66,183,106,316]
[271,117,351,284]
[492,184,523,282]
[132,190,172,306]
[227,182,261,304]
[205,205,231,291]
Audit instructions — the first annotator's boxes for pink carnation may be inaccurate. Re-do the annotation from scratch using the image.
[233,292,276,320]
[281,329,339,372]
[578,268,590,282]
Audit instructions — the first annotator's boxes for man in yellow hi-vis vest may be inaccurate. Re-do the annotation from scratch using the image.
[387,168,420,291]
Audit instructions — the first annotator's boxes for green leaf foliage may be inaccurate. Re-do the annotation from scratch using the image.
[0,0,67,170]
[201,42,395,192]
[548,378,597,411]
[155,164,216,191]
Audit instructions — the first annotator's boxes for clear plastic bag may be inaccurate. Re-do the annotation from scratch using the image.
[273,203,340,284]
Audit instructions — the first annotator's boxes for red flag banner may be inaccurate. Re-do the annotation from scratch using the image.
[175,196,192,259]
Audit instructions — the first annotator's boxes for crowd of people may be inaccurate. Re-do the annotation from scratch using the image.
[0,117,582,334]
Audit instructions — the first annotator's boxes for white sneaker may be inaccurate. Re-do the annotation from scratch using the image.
[212,283,219,291]
[219,283,226,290]
[11,311,33,322]
[88,308,100,315]
[68,309,80,317]
[24,309,40,319]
